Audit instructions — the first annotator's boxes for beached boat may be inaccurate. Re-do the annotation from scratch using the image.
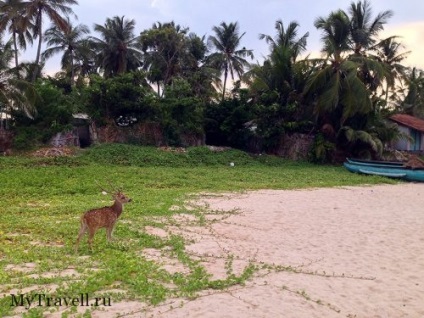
[343,158,424,182]
[346,158,404,167]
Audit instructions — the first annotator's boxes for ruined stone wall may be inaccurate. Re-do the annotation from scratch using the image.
[96,121,204,147]
[49,130,80,147]
[0,128,13,154]
[274,133,314,160]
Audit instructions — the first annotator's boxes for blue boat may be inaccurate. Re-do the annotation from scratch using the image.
[343,158,424,182]
[346,158,404,168]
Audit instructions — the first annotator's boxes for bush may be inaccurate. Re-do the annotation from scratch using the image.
[308,133,335,163]
[12,127,42,150]
[11,79,76,150]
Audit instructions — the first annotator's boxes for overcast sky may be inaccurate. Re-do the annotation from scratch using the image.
[22,0,424,74]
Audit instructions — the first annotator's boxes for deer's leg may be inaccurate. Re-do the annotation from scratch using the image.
[75,222,88,253]
[106,224,116,242]
[87,228,96,251]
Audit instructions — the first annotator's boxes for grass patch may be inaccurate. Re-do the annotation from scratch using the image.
[0,144,396,317]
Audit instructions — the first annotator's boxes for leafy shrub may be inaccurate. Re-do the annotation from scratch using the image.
[308,133,335,163]
[82,72,154,123]
[204,95,254,148]
[12,127,41,150]
[12,79,76,150]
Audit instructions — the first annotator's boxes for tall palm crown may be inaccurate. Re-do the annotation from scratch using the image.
[259,20,308,63]
[207,21,253,100]
[42,18,89,85]
[255,20,309,100]
[402,67,424,117]
[373,36,409,106]
[241,19,312,146]
[308,3,394,119]
[183,33,220,101]
[314,10,351,61]
[91,16,143,77]
[0,0,34,71]
[306,10,373,126]
[71,38,97,80]
[140,21,190,94]
[348,0,393,55]
[25,0,78,81]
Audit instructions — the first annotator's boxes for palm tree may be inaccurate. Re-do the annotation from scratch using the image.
[90,16,143,77]
[0,0,34,72]
[182,32,220,101]
[372,36,409,108]
[348,0,393,55]
[306,2,401,159]
[346,0,394,99]
[140,21,189,95]
[71,38,97,80]
[401,67,424,118]
[42,18,89,85]
[25,0,78,81]
[254,20,309,98]
[259,20,308,63]
[309,4,393,117]
[207,22,253,101]
[306,10,372,124]
[304,10,381,158]
[237,20,313,150]
[0,39,37,119]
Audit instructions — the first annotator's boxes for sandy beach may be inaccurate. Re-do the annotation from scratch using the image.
[9,183,423,318]
[138,183,424,318]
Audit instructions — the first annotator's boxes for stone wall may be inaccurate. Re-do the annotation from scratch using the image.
[96,121,204,147]
[0,128,13,154]
[50,130,80,147]
[274,133,314,160]
[180,132,205,147]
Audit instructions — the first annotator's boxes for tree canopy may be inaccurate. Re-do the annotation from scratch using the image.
[0,0,421,161]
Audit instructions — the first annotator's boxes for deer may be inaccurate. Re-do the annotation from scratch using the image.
[75,182,132,253]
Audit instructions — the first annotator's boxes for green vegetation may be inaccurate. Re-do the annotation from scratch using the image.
[0,145,396,317]
[1,1,424,159]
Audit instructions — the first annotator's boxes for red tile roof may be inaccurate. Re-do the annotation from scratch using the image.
[390,114,424,133]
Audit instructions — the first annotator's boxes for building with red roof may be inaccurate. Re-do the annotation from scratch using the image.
[390,114,424,151]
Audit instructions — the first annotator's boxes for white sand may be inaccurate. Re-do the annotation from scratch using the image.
[143,183,424,318]
[18,183,424,318]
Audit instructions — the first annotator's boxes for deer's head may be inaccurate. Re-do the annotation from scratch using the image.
[112,191,132,204]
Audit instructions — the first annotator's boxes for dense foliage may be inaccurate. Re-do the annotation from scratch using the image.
[1,0,423,160]
[11,79,76,149]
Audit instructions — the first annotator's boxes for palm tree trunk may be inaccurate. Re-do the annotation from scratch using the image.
[32,10,43,82]
[384,81,390,110]
[222,66,228,101]
[70,49,75,86]
[12,31,20,78]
